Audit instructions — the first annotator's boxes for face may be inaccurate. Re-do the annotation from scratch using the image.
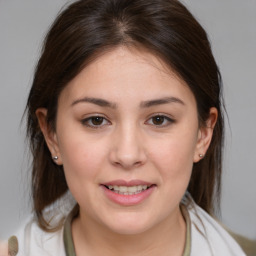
[38,46,215,235]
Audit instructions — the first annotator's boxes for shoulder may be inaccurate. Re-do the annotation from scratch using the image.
[11,192,76,256]
[188,204,246,256]
[14,215,65,256]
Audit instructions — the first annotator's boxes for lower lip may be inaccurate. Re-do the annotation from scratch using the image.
[101,185,156,206]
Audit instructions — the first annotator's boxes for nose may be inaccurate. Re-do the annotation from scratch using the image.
[109,125,147,170]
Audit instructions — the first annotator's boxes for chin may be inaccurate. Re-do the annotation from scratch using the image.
[109,224,150,235]
[103,212,155,235]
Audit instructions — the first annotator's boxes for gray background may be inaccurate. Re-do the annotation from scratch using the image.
[0,0,255,240]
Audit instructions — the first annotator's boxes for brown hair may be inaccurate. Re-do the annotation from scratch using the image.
[26,0,224,230]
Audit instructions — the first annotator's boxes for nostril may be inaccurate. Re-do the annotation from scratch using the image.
[114,161,122,167]
[134,161,142,166]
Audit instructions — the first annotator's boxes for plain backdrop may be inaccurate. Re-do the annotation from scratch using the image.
[0,0,255,240]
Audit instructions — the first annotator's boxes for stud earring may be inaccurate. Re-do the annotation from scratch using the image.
[199,154,204,158]
[52,156,58,161]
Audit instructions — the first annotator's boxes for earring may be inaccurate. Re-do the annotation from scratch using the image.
[199,154,204,158]
[52,156,58,161]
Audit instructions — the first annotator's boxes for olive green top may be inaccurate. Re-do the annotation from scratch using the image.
[63,204,191,256]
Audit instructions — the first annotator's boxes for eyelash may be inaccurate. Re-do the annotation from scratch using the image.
[145,114,175,127]
[81,116,111,129]
[81,114,175,129]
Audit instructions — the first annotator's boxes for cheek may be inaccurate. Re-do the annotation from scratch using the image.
[57,129,108,182]
[151,145,193,187]
[143,133,196,221]
[58,134,108,206]
[148,129,198,180]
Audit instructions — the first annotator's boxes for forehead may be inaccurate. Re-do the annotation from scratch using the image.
[59,46,196,107]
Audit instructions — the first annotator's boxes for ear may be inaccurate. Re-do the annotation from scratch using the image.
[193,107,218,163]
[36,108,63,165]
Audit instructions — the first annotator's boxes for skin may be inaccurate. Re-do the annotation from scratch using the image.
[0,241,8,256]
[37,46,217,256]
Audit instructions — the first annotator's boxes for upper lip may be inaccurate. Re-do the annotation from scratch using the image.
[102,179,154,186]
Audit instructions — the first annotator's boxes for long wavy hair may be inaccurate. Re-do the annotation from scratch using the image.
[26,0,224,231]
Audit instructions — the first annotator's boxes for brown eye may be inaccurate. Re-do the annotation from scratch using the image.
[81,116,110,128]
[152,116,165,125]
[91,116,104,125]
[146,115,175,127]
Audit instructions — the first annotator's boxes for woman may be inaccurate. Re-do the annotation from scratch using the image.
[3,0,246,255]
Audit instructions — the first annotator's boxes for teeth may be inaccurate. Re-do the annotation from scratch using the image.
[106,185,150,195]
[142,185,147,190]
[128,186,137,193]
[119,186,127,193]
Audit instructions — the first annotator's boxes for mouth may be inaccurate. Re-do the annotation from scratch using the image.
[101,181,156,205]
[103,184,154,195]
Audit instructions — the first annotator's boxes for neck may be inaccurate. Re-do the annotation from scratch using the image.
[72,206,187,256]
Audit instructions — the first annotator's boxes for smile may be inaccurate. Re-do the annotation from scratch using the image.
[104,185,151,195]
[101,180,156,206]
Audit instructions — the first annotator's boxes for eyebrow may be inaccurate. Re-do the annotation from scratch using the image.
[140,97,185,108]
[71,97,117,108]
[71,96,184,109]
